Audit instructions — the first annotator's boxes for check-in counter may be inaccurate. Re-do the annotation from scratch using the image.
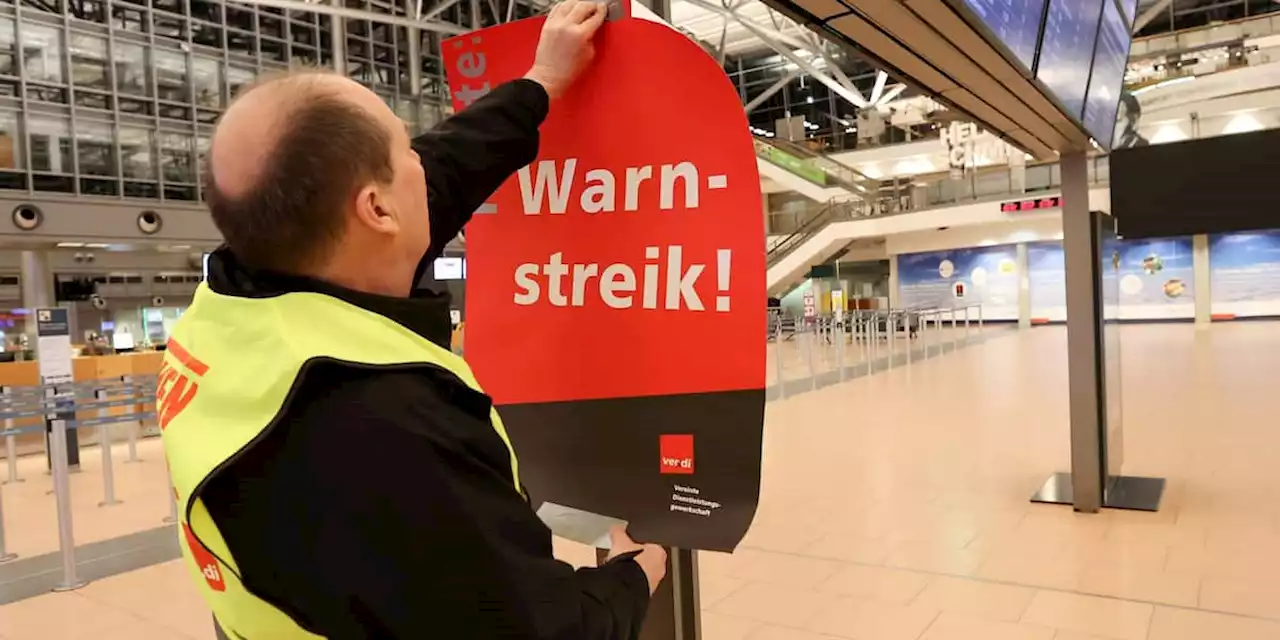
[0,352,163,459]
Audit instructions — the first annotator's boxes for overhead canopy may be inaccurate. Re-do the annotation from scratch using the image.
[755,0,1137,160]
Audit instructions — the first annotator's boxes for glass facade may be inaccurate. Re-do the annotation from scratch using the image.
[0,0,499,203]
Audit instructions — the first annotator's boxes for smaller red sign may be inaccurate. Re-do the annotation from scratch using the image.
[660,434,695,475]
[1001,196,1061,213]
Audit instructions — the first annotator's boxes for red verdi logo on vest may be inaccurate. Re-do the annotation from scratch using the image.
[444,17,764,551]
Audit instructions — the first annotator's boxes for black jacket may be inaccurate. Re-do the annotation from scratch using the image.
[201,79,651,640]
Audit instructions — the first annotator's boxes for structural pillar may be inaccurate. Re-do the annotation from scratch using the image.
[1192,234,1211,328]
[1059,152,1104,513]
[887,254,899,308]
[1016,242,1031,329]
[20,250,54,347]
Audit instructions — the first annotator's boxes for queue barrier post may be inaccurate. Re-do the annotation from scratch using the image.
[124,376,140,463]
[836,319,845,382]
[96,389,121,507]
[1,386,17,485]
[49,418,87,591]
[162,461,179,525]
[0,462,16,563]
[773,323,786,400]
[804,322,816,391]
[3,431,17,485]
[950,309,958,351]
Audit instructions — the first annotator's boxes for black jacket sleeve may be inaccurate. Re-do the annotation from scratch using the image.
[416,78,549,263]
[284,369,650,639]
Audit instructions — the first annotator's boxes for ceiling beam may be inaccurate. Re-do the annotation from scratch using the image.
[1133,0,1172,34]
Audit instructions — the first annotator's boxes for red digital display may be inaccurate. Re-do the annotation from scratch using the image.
[1001,196,1062,213]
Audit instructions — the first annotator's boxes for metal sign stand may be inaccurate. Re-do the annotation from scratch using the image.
[1030,153,1166,513]
[596,547,701,640]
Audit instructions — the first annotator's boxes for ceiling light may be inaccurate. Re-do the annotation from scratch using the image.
[56,242,85,248]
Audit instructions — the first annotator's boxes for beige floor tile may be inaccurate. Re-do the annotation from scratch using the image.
[701,571,750,608]
[0,592,141,640]
[883,538,989,576]
[92,618,203,640]
[745,625,845,640]
[815,563,933,604]
[912,576,1037,622]
[1073,564,1201,607]
[1147,606,1280,640]
[700,549,768,577]
[1020,591,1152,640]
[919,612,1055,640]
[1051,633,1112,640]
[711,582,842,628]
[804,597,939,640]
[729,551,844,589]
[701,611,762,640]
[1199,575,1280,620]
[798,533,896,564]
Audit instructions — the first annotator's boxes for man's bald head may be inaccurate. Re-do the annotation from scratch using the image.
[205,70,396,273]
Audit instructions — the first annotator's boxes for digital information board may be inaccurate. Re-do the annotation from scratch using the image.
[1120,0,1138,24]
[1082,0,1131,148]
[1035,0,1106,119]
[961,0,1048,71]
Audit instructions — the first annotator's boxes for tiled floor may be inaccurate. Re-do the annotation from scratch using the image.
[1,437,174,560]
[6,323,1280,639]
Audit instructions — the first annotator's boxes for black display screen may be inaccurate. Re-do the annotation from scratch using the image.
[1082,0,1131,148]
[1035,0,1106,119]
[961,0,1049,71]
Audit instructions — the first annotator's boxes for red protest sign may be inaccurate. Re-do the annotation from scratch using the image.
[444,16,764,552]
[444,18,764,406]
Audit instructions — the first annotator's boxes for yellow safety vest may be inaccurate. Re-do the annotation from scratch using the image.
[158,284,521,639]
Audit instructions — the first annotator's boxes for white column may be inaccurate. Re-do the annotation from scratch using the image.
[21,250,54,346]
[1017,242,1031,329]
[1193,234,1211,329]
[888,254,899,308]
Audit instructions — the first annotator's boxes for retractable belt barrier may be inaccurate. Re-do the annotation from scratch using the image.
[0,374,167,585]
[769,304,990,401]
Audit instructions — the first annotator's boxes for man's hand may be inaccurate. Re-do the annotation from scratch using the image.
[607,525,667,595]
[524,0,608,100]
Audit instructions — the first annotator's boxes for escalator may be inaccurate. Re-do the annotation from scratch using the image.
[754,136,873,202]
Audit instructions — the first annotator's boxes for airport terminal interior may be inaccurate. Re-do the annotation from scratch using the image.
[4,0,1280,638]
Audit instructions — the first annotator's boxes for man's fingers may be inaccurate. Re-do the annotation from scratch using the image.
[608,525,633,545]
[581,2,607,29]
[565,0,601,23]
[548,0,571,18]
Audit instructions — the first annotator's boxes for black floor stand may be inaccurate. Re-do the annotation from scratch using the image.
[598,547,701,640]
[1030,472,1166,512]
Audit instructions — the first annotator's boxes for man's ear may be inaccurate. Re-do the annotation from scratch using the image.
[353,184,400,235]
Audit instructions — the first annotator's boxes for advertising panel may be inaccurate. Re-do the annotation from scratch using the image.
[897,245,1019,320]
[1027,241,1066,322]
[444,17,765,551]
[1209,230,1280,319]
[1113,237,1195,319]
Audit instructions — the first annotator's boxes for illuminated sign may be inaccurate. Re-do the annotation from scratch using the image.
[1001,196,1061,213]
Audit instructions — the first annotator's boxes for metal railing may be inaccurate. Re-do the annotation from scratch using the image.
[766,304,997,400]
[0,375,170,590]
[765,155,1112,267]
[753,137,873,197]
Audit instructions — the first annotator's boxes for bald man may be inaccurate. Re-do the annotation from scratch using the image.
[165,3,666,639]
